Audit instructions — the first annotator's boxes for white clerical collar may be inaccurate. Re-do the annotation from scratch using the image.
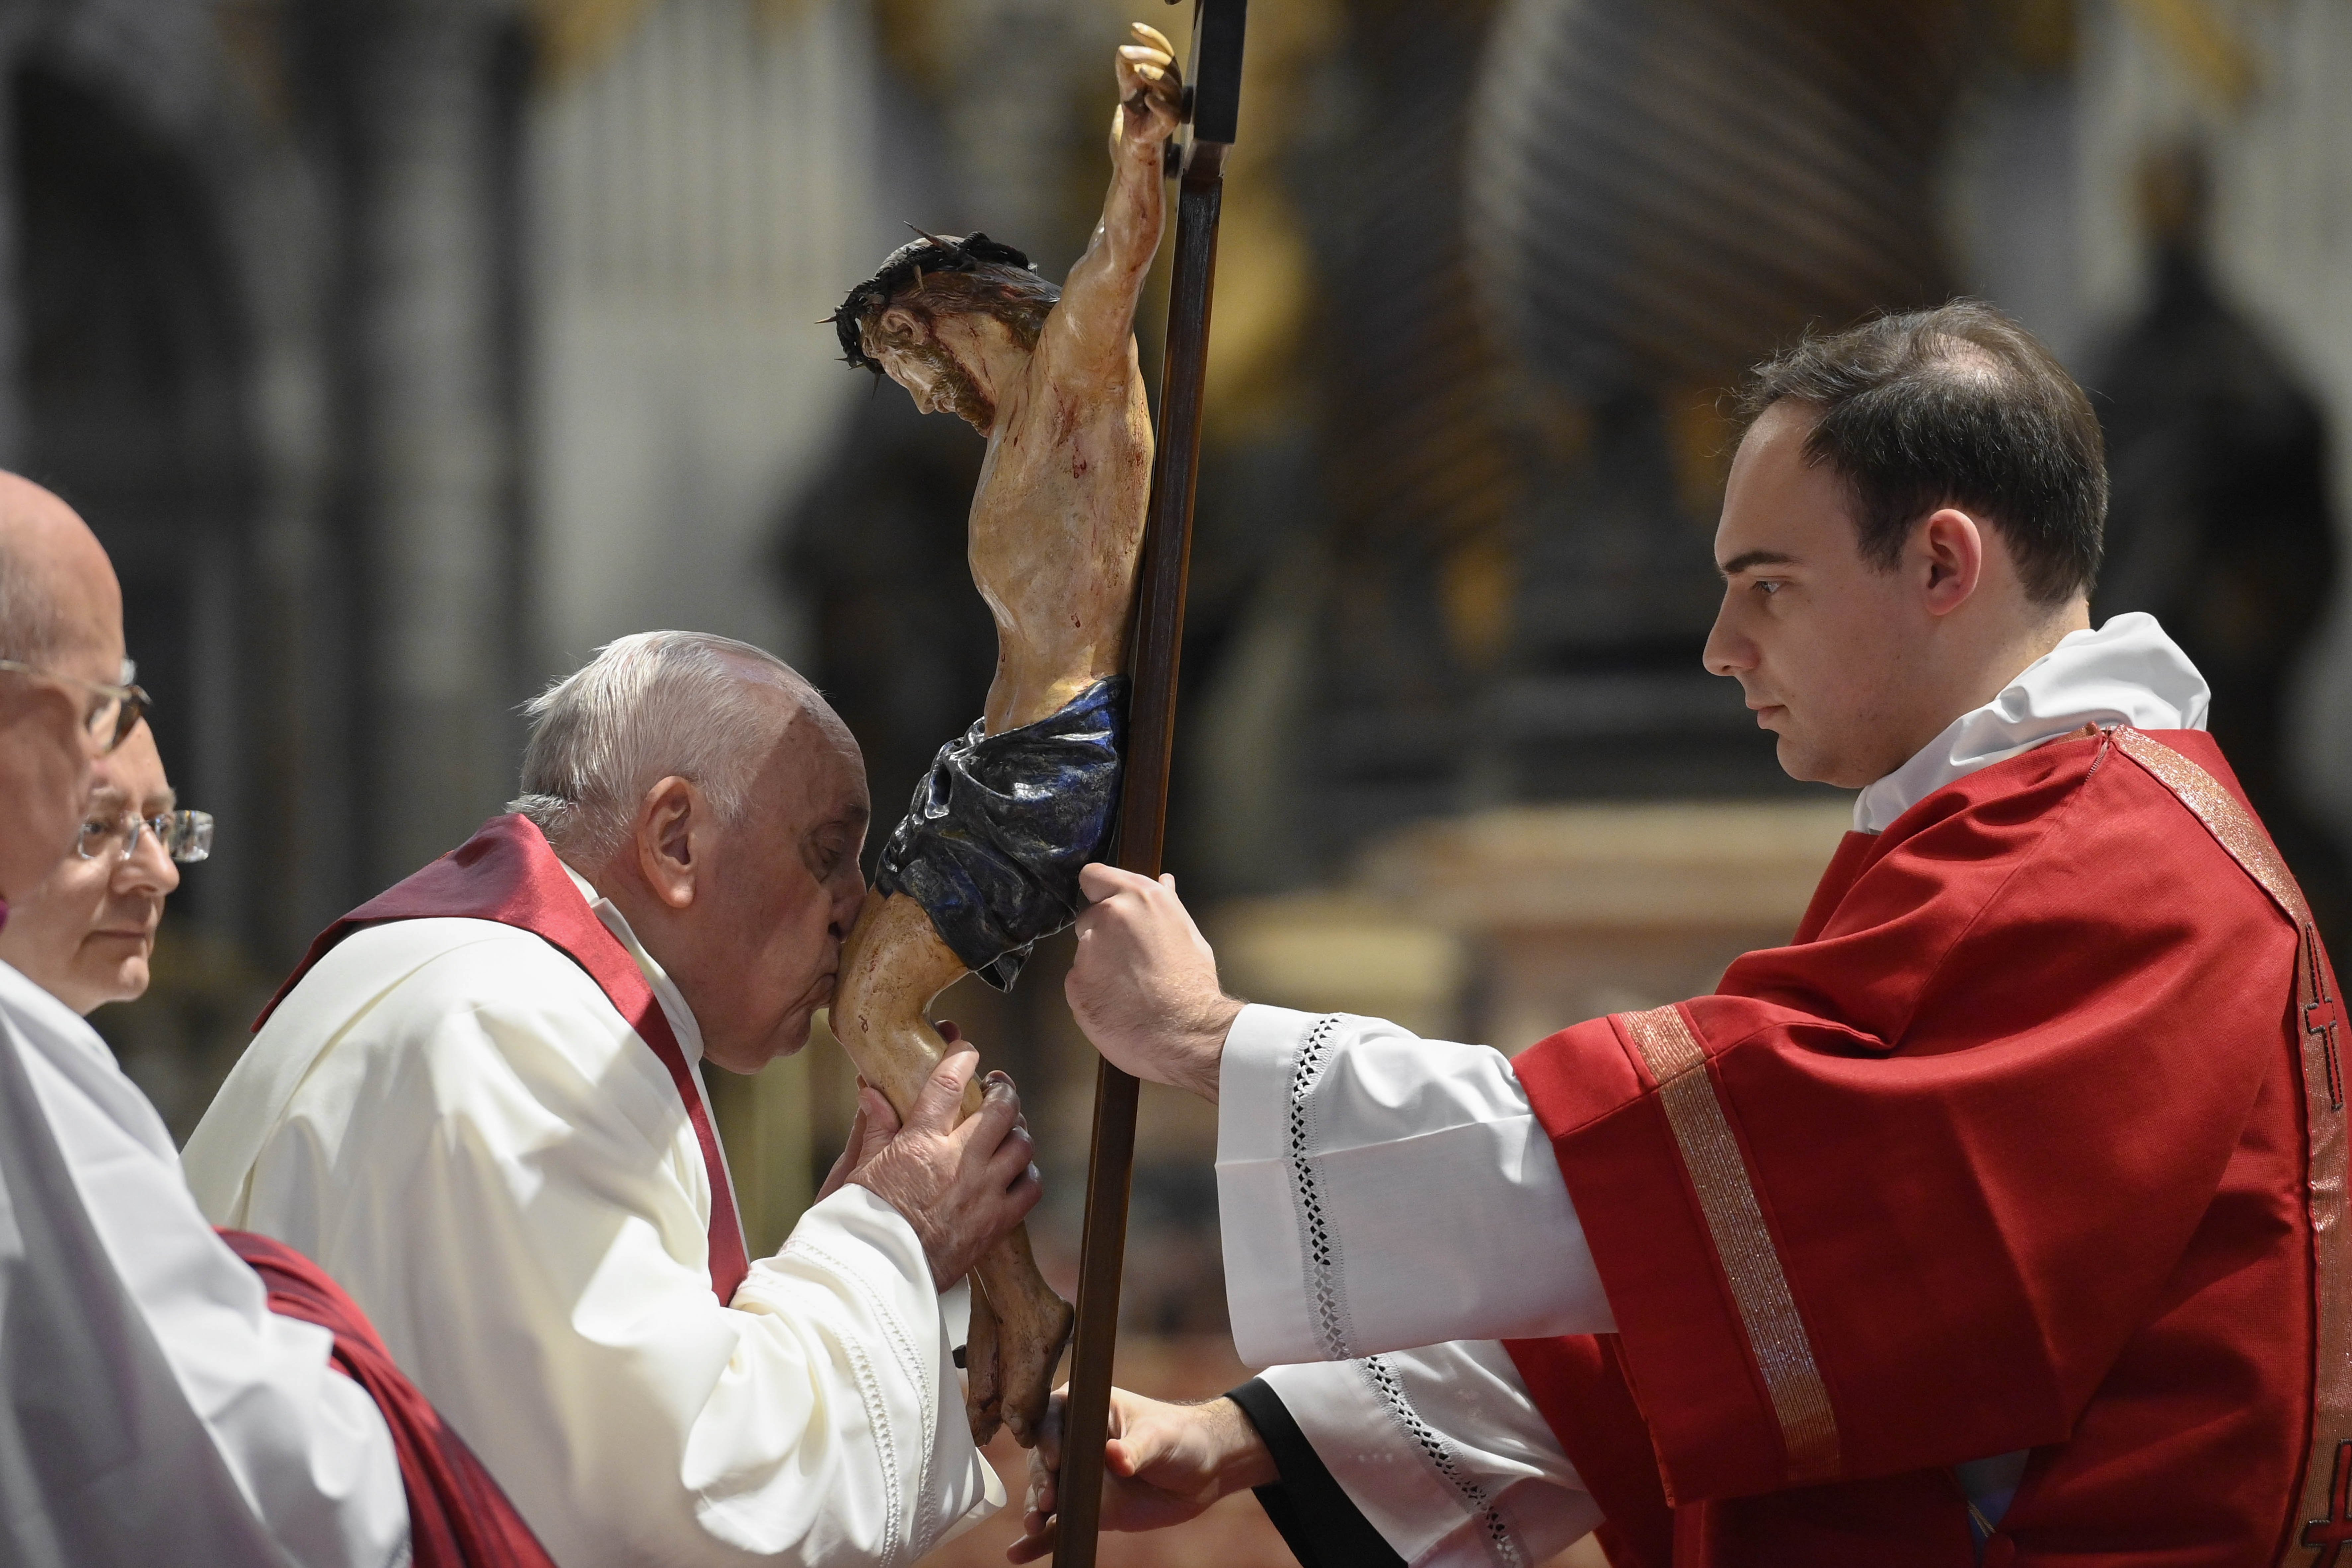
[556,860,707,1065]
[1853,611,2211,835]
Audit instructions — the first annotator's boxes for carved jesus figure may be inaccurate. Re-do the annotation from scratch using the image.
[827,24,1180,1447]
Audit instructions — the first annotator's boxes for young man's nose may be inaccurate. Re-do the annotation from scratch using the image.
[1702,612,1755,678]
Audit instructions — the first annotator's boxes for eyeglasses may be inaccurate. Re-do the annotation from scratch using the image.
[0,658,151,754]
[76,810,213,864]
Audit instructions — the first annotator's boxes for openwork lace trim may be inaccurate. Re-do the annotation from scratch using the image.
[1355,1355,1523,1568]
[1287,1015,1522,1567]
[1288,1014,1356,1361]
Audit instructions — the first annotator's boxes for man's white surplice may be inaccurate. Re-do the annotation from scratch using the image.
[0,960,408,1568]
[182,866,999,1568]
[1214,614,2210,1567]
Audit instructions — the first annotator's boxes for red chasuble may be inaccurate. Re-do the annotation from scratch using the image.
[257,814,751,1304]
[1504,728,2350,1567]
[221,1229,558,1568]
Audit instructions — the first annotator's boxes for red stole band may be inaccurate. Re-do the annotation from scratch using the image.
[222,1228,559,1568]
[257,814,751,1305]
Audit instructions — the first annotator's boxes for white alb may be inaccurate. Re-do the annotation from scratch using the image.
[0,959,409,1568]
[1852,610,2208,833]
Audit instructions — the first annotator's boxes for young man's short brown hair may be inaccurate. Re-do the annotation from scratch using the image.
[1736,301,2107,604]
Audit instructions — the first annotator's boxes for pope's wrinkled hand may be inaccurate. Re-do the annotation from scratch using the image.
[1004,1383,1276,1563]
[847,1046,1042,1291]
[1064,865,1241,1102]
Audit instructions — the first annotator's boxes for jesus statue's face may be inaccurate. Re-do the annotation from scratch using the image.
[865,306,1024,435]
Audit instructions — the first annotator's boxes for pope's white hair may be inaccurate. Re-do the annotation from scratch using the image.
[509,631,810,867]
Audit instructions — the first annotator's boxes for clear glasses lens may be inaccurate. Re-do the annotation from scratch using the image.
[164,810,213,863]
[74,817,123,861]
[72,809,211,863]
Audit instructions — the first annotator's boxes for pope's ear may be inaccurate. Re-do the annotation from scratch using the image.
[635,775,699,910]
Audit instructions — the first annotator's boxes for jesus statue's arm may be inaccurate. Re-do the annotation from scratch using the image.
[1042,23,1180,391]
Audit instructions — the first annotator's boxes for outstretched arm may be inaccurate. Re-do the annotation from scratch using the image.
[1049,23,1182,383]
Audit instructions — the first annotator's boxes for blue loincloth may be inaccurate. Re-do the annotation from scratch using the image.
[873,676,1128,990]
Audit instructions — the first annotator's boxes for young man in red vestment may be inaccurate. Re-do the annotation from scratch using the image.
[1019,302,2350,1567]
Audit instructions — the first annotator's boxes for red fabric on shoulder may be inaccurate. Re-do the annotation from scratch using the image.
[255,813,750,1305]
[1504,1335,1672,1568]
[221,1228,557,1568]
[1788,829,1876,945]
[1510,730,2314,1561]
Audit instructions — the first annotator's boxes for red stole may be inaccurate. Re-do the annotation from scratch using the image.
[222,1228,559,1568]
[257,814,750,1305]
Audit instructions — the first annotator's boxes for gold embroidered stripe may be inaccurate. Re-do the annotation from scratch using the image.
[2112,728,2313,927]
[2108,728,2350,1566]
[1620,1004,1841,1483]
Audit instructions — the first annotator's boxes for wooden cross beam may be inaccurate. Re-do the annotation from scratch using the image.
[1053,3,1247,1562]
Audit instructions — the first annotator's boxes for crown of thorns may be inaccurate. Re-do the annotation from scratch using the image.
[829,230,1042,372]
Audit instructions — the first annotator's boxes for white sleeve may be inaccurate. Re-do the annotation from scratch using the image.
[0,982,408,1568]
[1217,1005,1616,1367]
[1260,1341,1601,1568]
[227,942,995,1568]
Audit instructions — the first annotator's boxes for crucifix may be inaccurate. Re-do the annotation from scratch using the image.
[825,1,1246,1477]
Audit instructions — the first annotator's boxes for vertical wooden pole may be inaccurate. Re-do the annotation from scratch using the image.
[1053,4,1243,1556]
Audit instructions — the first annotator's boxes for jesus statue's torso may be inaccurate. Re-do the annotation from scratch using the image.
[966,329,1153,736]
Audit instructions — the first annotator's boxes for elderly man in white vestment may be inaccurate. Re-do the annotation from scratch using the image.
[185,630,1041,1568]
[0,471,416,1568]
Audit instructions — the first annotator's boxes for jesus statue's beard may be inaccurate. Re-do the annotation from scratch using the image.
[934,363,994,431]
[902,336,995,431]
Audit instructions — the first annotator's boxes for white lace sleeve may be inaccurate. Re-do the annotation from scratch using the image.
[1260,1341,1602,1567]
[1216,1006,1615,1368]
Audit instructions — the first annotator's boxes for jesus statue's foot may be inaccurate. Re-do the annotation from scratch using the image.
[996,1283,1075,1446]
[964,1279,1005,1445]
[972,1224,1075,1446]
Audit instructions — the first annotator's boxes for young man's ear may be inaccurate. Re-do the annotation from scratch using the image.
[635,776,700,910]
[1919,507,1986,617]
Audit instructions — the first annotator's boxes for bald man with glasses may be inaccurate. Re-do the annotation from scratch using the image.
[0,717,210,1018]
[0,471,553,1568]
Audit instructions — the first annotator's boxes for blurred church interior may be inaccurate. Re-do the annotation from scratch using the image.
[7,2,2350,1559]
